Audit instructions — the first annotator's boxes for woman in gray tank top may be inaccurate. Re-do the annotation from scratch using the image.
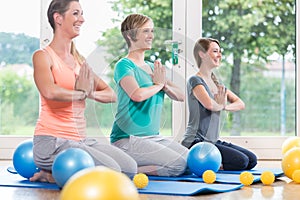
[181,38,257,171]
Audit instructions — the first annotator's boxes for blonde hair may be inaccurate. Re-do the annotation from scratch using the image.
[71,41,85,65]
[193,38,221,85]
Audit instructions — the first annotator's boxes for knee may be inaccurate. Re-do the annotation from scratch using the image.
[237,156,250,170]
[247,160,257,170]
[247,154,258,170]
[223,154,249,171]
[123,160,138,178]
[170,157,187,176]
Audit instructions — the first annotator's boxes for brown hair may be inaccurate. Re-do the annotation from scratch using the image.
[47,0,84,65]
[47,0,79,31]
[121,14,152,48]
[193,38,221,85]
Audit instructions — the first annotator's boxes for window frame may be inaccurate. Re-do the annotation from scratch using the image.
[0,0,298,160]
[171,0,299,160]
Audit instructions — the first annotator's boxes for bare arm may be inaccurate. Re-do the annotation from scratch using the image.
[88,70,117,103]
[120,76,164,102]
[33,50,86,101]
[192,85,224,111]
[163,80,184,101]
[224,89,245,111]
[119,60,166,102]
[193,84,245,112]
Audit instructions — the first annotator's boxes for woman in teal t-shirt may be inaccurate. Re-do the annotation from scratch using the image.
[111,13,188,177]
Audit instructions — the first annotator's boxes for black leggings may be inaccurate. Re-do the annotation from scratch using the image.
[190,139,257,171]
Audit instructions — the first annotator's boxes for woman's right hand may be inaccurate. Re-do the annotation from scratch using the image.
[214,84,227,109]
[74,61,94,95]
[152,60,166,86]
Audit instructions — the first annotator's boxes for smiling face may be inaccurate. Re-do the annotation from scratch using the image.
[54,1,84,39]
[198,41,222,69]
[130,20,154,51]
[204,41,222,67]
[121,14,154,51]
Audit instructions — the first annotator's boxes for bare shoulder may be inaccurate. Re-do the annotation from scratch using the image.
[32,49,47,60]
[32,49,52,69]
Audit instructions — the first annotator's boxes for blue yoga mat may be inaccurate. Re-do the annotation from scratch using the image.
[148,168,283,184]
[149,173,261,184]
[217,167,284,176]
[139,181,243,196]
[1,166,243,196]
[0,173,60,190]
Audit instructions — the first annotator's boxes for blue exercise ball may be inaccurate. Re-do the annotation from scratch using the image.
[13,139,40,179]
[52,148,95,188]
[187,142,222,177]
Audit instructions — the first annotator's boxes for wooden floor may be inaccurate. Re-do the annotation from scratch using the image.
[1,160,299,200]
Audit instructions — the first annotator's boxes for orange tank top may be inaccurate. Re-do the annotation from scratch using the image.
[34,46,85,141]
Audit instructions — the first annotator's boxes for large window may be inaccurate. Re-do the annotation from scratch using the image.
[0,0,298,160]
[0,0,175,137]
[74,0,175,137]
[0,0,40,136]
[200,1,296,137]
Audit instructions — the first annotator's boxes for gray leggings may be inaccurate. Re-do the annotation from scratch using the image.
[113,135,188,177]
[33,135,137,177]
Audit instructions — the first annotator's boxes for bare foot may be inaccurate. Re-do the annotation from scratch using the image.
[219,164,224,170]
[29,170,55,183]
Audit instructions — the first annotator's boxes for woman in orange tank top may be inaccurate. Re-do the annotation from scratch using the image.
[30,0,137,183]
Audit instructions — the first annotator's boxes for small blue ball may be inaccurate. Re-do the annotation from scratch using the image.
[52,148,95,188]
[187,142,222,177]
[13,139,40,179]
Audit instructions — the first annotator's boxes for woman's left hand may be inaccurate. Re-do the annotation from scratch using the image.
[75,61,94,95]
[214,84,227,109]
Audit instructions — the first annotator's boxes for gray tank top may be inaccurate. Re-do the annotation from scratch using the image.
[181,76,220,148]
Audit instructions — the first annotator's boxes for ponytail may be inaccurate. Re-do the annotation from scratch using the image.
[71,41,85,65]
[211,72,220,86]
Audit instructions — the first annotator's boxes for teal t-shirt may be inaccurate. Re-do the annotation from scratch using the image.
[110,58,165,143]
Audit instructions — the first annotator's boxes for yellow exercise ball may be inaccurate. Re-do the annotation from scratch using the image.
[60,166,140,200]
[281,147,300,179]
[281,137,300,155]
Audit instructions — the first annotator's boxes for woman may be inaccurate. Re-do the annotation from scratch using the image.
[110,13,188,177]
[30,0,137,182]
[181,38,257,171]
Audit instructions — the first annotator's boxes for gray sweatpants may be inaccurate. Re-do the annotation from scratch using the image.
[32,135,137,177]
[112,135,188,177]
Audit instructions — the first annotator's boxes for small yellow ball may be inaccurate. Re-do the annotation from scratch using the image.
[292,169,300,183]
[240,171,254,186]
[133,173,149,189]
[202,170,216,184]
[260,171,275,185]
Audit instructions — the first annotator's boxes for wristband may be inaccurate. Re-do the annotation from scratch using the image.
[77,89,88,100]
